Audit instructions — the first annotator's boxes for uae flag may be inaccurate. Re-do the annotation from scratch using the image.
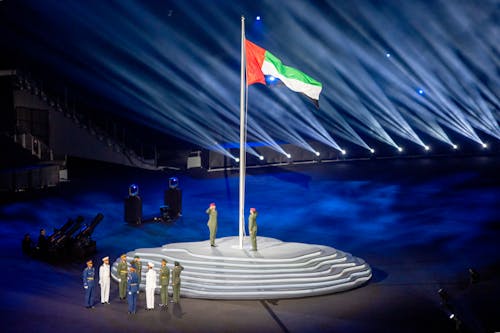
[245,39,323,107]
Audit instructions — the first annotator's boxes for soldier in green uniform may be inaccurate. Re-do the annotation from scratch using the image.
[206,203,218,247]
[132,255,142,288]
[117,254,128,300]
[159,259,170,308]
[171,261,184,303]
[248,207,258,251]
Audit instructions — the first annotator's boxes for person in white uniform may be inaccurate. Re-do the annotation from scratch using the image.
[99,256,111,304]
[145,262,157,310]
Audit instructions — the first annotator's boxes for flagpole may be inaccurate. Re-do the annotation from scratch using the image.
[238,16,246,249]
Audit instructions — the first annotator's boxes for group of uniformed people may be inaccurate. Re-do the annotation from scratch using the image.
[82,254,184,314]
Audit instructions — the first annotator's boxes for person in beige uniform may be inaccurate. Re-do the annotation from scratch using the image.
[206,203,218,247]
[248,207,258,251]
[117,254,128,300]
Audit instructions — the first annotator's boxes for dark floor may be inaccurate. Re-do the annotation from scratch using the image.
[1,155,499,333]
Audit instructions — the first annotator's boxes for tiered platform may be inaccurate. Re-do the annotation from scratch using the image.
[111,236,371,299]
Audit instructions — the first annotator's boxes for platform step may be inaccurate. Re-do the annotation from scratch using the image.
[111,236,371,300]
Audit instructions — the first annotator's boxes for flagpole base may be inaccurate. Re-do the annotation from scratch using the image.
[111,236,371,300]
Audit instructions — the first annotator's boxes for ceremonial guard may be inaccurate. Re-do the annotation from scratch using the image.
[206,203,218,247]
[99,256,110,304]
[159,259,170,308]
[127,265,139,314]
[248,207,258,251]
[145,262,156,310]
[82,259,95,308]
[117,254,128,300]
[132,255,143,287]
[172,261,184,303]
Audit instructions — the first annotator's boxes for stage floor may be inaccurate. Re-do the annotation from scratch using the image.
[1,156,499,332]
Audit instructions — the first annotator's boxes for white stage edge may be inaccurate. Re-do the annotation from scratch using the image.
[111,236,372,300]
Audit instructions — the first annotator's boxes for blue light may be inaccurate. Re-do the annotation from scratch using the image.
[256,16,261,21]
[268,75,276,82]
[418,89,424,95]
[386,53,391,58]
[128,184,139,196]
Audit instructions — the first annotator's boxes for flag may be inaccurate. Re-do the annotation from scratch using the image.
[245,39,323,107]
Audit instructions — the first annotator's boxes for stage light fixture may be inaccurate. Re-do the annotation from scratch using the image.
[168,177,179,189]
[481,143,488,149]
[259,155,264,160]
[256,16,261,21]
[424,145,430,151]
[314,151,320,156]
[397,146,403,152]
[418,89,424,95]
[369,148,375,153]
[452,144,458,150]
[341,149,346,155]
[386,53,391,58]
[128,184,139,196]
[285,153,291,159]
[234,157,240,163]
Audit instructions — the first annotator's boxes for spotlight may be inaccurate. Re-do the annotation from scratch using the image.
[481,142,488,149]
[397,146,403,152]
[385,53,391,58]
[418,88,424,95]
[258,155,264,161]
[128,184,139,196]
[285,153,291,159]
[452,144,458,150]
[369,148,375,153]
[234,157,240,163]
[341,149,346,155]
[314,151,320,156]
[256,16,261,21]
[424,145,430,151]
[268,75,276,82]
[168,177,178,189]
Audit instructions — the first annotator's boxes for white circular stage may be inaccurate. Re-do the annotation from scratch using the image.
[111,236,372,299]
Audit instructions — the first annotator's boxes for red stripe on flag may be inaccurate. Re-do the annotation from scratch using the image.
[245,39,266,86]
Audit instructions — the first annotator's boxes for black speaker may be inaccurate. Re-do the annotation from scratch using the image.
[164,188,182,219]
[124,196,142,224]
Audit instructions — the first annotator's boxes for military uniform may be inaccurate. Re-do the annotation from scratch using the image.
[248,209,258,251]
[132,256,142,287]
[145,263,156,310]
[159,260,170,306]
[117,255,128,299]
[99,256,110,304]
[206,204,218,246]
[172,262,184,303]
[127,267,139,314]
[82,261,95,308]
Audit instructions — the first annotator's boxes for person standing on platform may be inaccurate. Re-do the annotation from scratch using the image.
[82,259,95,309]
[127,265,139,314]
[171,261,184,304]
[145,262,156,310]
[248,207,258,251]
[99,256,110,304]
[132,255,143,289]
[159,259,170,308]
[117,254,128,300]
[206,203,218,247]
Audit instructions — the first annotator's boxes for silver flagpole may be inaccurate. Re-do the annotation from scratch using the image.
[238,16,246,249]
